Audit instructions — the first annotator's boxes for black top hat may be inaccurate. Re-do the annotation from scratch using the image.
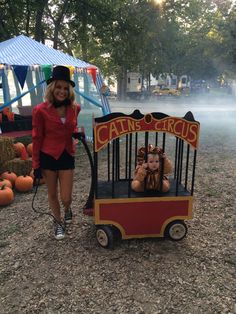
[47,66,75,87]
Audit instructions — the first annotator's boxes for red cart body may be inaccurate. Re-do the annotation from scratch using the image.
[95,196,192,239]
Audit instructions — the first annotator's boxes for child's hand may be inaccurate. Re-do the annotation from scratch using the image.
[136,165,147,181]
[142,163,148,169]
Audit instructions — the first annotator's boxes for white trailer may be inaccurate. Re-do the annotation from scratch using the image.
[126,72,142,99]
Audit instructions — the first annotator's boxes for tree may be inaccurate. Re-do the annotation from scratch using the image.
[1,0,236,96]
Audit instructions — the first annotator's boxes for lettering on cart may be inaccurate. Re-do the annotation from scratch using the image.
[95,116,199,151]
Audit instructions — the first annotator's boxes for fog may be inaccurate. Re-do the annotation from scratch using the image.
[110,95,236,129]
[110,94,234,116]
[109,95,236,150]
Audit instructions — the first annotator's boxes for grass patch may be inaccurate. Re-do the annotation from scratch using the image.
[205,189,218,197]
[0,270,12,283]
[224,258,236,267]
[0,224,21,240]
[0,240,10,248]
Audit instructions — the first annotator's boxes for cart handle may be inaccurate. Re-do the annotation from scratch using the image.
[73,132,95,210]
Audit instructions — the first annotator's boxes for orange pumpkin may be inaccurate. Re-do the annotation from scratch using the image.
[27,143,33,156]
[0,178,12,189]
[13,142,25,157]
[0,171,17,186]
[20,146,29,160]
[29,169,45,185]
[15,175,33,192]
[0,185,14,206]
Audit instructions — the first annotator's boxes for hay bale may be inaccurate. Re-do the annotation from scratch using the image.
[0,137,15,164]
[0,158,32,176]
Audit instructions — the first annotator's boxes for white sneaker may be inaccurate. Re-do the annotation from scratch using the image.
[64,209,73,224]
[54,223,65,240]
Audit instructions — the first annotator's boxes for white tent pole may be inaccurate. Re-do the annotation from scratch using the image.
[13,69,23,107]
[2,70,11,107]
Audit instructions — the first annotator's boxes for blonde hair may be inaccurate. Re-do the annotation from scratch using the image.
[44,81,76,105]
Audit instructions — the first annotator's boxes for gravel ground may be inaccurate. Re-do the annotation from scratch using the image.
[0,100,236,314]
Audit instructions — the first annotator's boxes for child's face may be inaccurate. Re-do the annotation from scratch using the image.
[147,153,160,171]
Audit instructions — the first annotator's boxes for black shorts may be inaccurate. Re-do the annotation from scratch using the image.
[40,150,75,171]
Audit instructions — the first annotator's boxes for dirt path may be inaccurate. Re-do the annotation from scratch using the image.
[1,115,236,314]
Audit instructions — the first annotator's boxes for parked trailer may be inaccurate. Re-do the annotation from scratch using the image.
[126,72,143,99]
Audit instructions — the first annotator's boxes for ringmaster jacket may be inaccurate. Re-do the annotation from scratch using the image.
[32,101,80,169]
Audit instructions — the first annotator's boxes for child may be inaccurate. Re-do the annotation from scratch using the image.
[131,145,172,193]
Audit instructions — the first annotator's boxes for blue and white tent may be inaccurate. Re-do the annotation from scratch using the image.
[0,35,110,117]
[0,35,91,67]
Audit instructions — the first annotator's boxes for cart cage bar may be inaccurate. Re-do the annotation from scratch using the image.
[93,110,200,199]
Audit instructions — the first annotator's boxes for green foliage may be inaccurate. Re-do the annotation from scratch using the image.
[1,0,236,90]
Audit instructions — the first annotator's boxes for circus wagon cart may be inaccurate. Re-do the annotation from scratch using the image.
[84,110,200,248]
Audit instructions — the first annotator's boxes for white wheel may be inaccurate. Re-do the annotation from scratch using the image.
[96,225,114,249]
[165,221,187,241]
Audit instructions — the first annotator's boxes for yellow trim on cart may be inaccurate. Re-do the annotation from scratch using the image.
[94,196,193,239]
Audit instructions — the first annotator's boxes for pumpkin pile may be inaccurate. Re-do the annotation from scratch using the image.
[0,171,35,206]
[0,138,44,207]
[0,184,14,206]
[0,139,33,176]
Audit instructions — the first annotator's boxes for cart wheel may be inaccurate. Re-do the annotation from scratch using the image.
[96,225,114,249]
[165,220,187,241]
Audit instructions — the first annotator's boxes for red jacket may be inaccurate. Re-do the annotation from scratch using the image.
[32,101,80,169]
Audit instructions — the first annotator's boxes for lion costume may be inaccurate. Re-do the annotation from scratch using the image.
[131,145,172,193]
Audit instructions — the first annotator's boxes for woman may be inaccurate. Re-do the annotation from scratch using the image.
[32,66,81,240]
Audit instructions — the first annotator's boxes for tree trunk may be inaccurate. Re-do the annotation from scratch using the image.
[35,0,48,42]
[80,16,88,61]
[117,67,127,101]
[53,0,69,49]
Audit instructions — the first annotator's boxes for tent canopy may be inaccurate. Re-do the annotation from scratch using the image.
[0,35,110,138]
[0,35,95,68]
